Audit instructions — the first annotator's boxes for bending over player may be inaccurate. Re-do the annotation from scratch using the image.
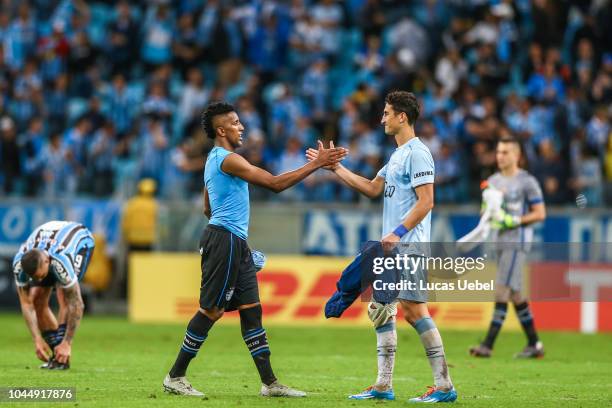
[13,221,95,369]
[163,101,346,397]
[307,91,457,403]
[469,137,546,358]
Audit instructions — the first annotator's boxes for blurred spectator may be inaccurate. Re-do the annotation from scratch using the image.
[121,178,159,294]
[41,131,68,199]
[289,13,324,70]
[173,12,200,76]
[586,106,610,150]
[142,81,173,123]
[138,116,169,191]
[46,74,69,134]
[107,1,139,77]
[0,0,608,206]
[301,58,330,124]
[89,121,117,196]
[570,144,603,207]
[275,136,307,201]
[435,143,460,203]
[249,12,288,85]
[355,35,384,76]
[3,3,36,73]
[527,62,565,103]
[178,67,209,133]
[63,115,92,195]
[18,117,45,196]
[142,5,174,69]
[310,0,343,59]
[532,139,569,204]
[122,178,158,251]
[435,48,467,96]
[102,73,137,135]
[1,116,20,194]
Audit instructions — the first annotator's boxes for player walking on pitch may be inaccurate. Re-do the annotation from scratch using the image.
[13,221,95,369]
[469,137,546,358]
[163,101,347,397]
[307,91,457,403]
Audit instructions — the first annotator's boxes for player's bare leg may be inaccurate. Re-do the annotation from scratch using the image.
[164,307,223,396]
[238,303,306,397]
[401,300,457,403]
[510,291,544,358]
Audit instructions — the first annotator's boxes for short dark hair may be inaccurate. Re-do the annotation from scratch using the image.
[201,102,236,139]
[21,249,43,278]
[497,135,521,149]
[385,91,420,125]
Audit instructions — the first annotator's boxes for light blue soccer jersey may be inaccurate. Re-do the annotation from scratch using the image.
[377,137,435,243]
[204,146,250,240]
[13,221,95,288]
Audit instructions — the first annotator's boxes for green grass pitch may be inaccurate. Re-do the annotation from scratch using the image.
[1,313,610,407]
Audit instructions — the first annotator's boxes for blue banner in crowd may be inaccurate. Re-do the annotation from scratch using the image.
[0,200,122,254]
[302,209,612,256]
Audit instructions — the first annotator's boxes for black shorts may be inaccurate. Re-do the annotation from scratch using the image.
[199,224,259,312]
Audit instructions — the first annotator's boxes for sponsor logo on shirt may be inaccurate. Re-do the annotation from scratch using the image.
[414,170,433,178]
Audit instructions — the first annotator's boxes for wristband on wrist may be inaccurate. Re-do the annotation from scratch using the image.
[393,224,409,238]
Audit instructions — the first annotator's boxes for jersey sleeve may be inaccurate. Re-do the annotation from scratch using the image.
[13,260,28,287]
[410,148,435,188]
[50,256,78,288]
[376,164,388,179]
[524,175,544,206]
[13,245,28,287]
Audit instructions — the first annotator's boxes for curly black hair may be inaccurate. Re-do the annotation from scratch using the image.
[201,101,236,139]
[385,91,420,125]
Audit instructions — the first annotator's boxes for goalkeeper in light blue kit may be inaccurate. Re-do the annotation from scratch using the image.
[307,91,456,403]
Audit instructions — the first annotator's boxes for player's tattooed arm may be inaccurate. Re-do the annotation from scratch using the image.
[203,187,211,219]
[223,141,347,193]
[61,284,84,344]
[16,286,51,361]
[53,284,83,364]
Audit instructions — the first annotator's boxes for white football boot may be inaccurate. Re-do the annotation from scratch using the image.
[260,381,306,397]
[163,375,205,396]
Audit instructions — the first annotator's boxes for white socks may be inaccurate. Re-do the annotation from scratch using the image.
[413,317,452,390]
[375,321,397,389]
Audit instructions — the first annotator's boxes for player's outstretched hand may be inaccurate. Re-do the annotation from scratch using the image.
[307,141,348,170]
[35,337,51,362]
[54,341,71,364]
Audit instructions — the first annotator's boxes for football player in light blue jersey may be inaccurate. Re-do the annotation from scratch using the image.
[13,221,95,370]
[163,102,347,398]
[307,91,456,403]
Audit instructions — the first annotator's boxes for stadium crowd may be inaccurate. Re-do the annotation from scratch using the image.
[0,0,611,205]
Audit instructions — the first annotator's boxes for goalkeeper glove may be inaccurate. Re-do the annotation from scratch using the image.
[491,210,521,230]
